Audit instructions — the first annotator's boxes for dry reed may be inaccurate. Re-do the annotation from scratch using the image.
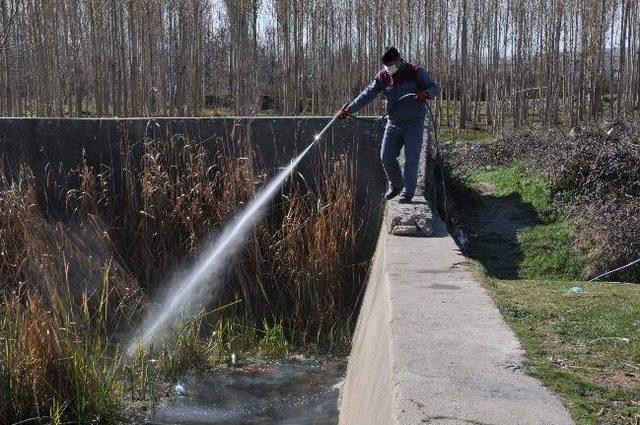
[0,134,364,423]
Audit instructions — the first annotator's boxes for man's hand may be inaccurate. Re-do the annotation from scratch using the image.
[338,107,351,119]
[415,91,429,102]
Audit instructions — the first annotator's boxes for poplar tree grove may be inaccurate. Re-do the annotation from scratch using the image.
[1,0,638,129]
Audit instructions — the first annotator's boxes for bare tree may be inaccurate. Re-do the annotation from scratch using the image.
[0,0,636,128]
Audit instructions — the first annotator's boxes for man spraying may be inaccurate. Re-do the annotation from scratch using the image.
[339,47,439,204]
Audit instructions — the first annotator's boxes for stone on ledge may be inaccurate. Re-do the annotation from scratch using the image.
[388,198,434,237]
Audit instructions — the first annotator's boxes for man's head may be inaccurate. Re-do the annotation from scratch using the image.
[381,47,401,75]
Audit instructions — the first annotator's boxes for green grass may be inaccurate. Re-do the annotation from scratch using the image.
[257,321,291,357]
[439,126,493,143]
[470,164,552,215]
[519,222,584,280]
[468,164,584,280]
[484,278,640,424]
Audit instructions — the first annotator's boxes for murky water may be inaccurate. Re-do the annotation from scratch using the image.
[145,356,345,425]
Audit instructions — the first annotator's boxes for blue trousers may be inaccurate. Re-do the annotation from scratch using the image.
[381,119,424,197]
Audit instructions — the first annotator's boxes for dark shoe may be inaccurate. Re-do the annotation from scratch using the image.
[398,195,413,204]
[385,187,402,200]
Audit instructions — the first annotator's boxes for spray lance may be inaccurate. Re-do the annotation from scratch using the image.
[313,102,351,142]
[313,90,428,140]
[316,93,419,135]
[346,92,418,122]
[323,92,424,128]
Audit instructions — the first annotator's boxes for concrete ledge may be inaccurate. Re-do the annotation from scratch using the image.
[339,212,574,425]
[338,213,395,424]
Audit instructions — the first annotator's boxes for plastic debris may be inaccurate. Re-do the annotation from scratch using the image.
[566,286,585,293]
[175,384,186,396]
[457,230,469,248]
[231,353,236,365]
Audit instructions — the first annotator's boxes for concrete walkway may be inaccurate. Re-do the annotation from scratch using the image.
[339,210,574,424]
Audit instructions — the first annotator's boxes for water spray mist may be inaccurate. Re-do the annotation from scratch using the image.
[129,106,347,354]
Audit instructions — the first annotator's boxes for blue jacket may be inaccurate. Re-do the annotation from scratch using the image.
[348,62,439,124]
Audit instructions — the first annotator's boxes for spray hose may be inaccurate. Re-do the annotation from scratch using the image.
[425,102,448,224]
[348,92,418,122]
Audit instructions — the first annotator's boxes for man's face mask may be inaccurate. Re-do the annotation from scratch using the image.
[384,64,398,75]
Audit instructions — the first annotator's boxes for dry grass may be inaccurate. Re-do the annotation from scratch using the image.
[0,275,125,423]
[0,134,363,423]
[271,154,358,344]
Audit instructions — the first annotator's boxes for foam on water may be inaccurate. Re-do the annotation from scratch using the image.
[129,137,321,353]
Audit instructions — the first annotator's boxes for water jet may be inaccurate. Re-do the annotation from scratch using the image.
[130,107,350,353]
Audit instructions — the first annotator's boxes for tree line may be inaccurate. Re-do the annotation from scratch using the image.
[1,0,638,129]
